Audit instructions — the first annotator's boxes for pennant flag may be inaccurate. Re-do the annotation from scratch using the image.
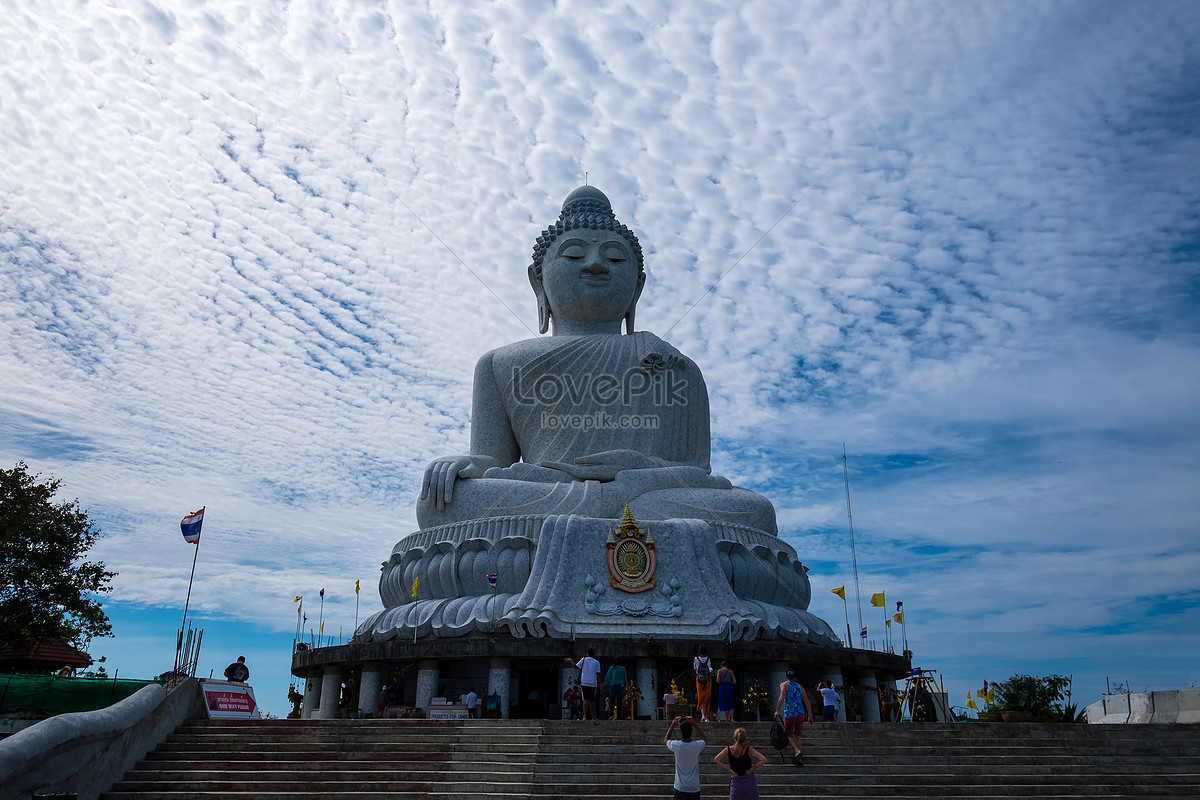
[976,688,987,698]
[294,595,302,604]
[297,603,302,615]
[355,580,360,595]
[896,600,903,612]
[303,614,307,624]
[966,693,978,711]
[411,575,419,598]
[885,619,892,629]
[320,587,325,598]
[319,622,324,635]
[893,612,904,624]
[870,592,885,607]
[487,573,498,589]
[860,626,867,639]
[180,508,205,544]
[831,586,846,600]
[985,688,994,704]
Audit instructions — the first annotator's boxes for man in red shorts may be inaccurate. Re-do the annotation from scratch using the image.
[774,668,814,767]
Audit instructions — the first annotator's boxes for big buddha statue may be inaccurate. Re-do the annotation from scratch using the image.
[417,185,777,535]
[357,187,838,647]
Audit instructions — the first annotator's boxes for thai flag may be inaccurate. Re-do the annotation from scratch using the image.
[860,626,868,639]
[487,573,498,589]
[180,508,204,544]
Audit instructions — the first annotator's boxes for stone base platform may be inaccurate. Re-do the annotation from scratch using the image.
[355,513,838,646]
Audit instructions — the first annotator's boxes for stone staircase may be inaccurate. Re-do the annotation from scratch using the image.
[100,718,1200,799]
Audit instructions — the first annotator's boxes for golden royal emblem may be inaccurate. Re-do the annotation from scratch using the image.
[606,504,656,593]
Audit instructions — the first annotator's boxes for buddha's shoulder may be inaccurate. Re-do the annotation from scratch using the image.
[476,332,697,374]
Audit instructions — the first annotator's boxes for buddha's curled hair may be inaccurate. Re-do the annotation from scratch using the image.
[530,186,644,276]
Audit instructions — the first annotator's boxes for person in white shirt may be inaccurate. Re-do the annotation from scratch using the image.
[664,715,707,799]
[465,688,480,719]
[564,648,603,720]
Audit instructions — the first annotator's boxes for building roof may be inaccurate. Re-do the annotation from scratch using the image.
[0,638,93,669]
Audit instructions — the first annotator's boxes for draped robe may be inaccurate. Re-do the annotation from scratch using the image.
[416,332,777,534]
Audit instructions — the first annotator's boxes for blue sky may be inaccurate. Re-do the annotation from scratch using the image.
[2,1,1198,718]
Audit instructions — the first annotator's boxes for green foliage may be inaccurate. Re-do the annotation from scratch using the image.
[992,673,1072,721]
[0,462,116,652]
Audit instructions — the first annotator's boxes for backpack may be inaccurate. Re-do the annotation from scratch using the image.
[769,715,789,761]
[695,657,711,684]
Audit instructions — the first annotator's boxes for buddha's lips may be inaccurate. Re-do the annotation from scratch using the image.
[580,271,611,282]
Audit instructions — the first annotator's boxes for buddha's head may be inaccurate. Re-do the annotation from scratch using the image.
[529,186,645,334]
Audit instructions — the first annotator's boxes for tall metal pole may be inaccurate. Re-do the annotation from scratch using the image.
[842,446,865,648]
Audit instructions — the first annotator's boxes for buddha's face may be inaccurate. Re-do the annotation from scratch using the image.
[538,229,643,326]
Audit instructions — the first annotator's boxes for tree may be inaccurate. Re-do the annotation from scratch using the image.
[992,673,1072,720]
[0,462,116,652]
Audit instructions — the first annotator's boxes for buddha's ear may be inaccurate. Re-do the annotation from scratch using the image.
[624,271,646,335]
[528,265,551,334]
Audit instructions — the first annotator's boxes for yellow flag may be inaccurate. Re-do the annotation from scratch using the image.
[870,592,886,607]
[831,586,846,600]
[986,688,994,704]
[966,694,978,711]
[885,619,892,628]
[294,595,302,603]
[411,575,419,598]
[355,580,360,595]
[976,688,987,698]
[319,622,324,635]
[893,612,904,624]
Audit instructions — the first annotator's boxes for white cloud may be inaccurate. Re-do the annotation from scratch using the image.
[2,0,1198,714]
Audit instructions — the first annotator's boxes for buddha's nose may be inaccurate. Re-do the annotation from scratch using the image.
[582,255,609,274]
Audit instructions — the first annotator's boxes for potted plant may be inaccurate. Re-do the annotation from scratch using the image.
[991,673,1071,722]
[742,680,772,722]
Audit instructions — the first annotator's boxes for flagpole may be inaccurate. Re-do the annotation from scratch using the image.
[318,590,325,649]
[842,595,851,648]
[354,581,360,635]
[842,447,864,648]
[179,507,204,650]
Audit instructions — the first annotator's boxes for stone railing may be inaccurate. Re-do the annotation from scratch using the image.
[1084,687,1200,724]
[0,678,202,800]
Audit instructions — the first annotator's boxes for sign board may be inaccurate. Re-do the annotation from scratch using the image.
[201,680,260,719]
[427,705,469,720]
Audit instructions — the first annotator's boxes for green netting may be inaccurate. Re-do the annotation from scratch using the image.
[0,674,159,717]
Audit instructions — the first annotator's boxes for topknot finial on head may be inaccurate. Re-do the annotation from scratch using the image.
[560,185,612,214]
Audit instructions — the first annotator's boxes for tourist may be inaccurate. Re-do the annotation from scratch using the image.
[465,687,479,719]
[565,648,602,720]
[694,645,714,722]
[605,661,628,720]
[879,685,897,722]
[774,669,813,767]
[563,681,582,720]
[377,684,388,718]
[223,656,249,682]
[716,660,738,722]
[713,727,767,800]
[663,688,677,720]
[819,681,840,723]
[664,715,708,800]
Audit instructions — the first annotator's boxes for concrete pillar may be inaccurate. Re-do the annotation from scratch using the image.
[636,658,655,719]
[489,656,511,719]
[559,664,576,719]
[415,659,439,715]
[769,662,788,714]
[314,667,342,719]
[358,666,383,718]
[857,672,880,722]
[302,672,321,720]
